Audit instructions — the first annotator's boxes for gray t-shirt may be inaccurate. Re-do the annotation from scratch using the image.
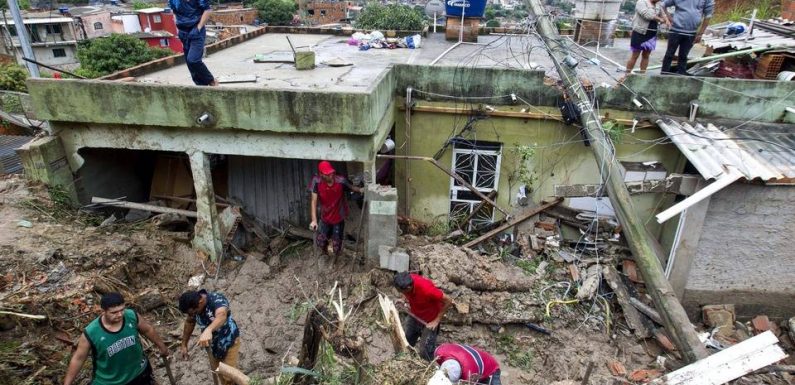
[664,0,714,33]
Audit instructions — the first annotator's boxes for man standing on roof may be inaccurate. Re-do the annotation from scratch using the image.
[430,343,502,385]
[178,289,241,385]
[309,161,362,257]
[393,271,454,361]
[169,0,218,86]
[63,292,170,385]
[660,0,714,75]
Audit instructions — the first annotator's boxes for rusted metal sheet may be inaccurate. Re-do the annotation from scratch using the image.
[228,156,316,229]
[0,135,33,174]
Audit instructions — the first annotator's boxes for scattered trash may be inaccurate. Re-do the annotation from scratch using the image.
[322,57,353,67]
[99,214,117,228]
[17,219,32,228]
[187,273,205,287]
[607,360,627,376]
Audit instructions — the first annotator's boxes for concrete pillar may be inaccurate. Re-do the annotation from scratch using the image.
[188,151,223,261]
[667,195,711,299]
[17,136,78,204]
[365,184,398,267]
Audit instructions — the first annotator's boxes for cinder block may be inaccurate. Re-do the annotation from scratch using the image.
[16,136,78,204]
[366,184,398,266]
[379,245,409,272]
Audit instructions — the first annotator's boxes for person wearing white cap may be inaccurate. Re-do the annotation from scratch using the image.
[430,343,502,385]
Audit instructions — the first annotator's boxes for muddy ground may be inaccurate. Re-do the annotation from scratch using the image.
[1,175,793,385]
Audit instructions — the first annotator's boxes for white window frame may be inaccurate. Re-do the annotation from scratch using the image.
[153,14,162,23]
[448,143,502,230]
[159,38,169,47]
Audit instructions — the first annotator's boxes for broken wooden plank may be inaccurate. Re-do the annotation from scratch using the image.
[649,331,788,385]
[0,310,46,320]
[378,294,410,354]
[90,197,197,218]
[576,265,601,300]
[463,198,563,248]
[603,265,651,339]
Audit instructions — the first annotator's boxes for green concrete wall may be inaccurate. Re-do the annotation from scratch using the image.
[26,79,390,136]
[393,65,560,106]
[601,75,795,124]
[394,101,684,238]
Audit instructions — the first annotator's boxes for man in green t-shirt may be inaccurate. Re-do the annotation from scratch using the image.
[64,292,170,385]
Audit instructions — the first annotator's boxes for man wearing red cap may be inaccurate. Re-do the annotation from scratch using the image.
[309,161,362,256]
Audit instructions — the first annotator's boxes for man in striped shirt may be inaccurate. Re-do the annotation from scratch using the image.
[433,343,502,385]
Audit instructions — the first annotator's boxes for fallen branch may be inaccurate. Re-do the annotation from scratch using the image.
[463,198,563,248]
[0,310,47,320]
[216,362,249,385]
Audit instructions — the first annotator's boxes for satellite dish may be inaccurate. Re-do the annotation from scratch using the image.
[425,0,446,17]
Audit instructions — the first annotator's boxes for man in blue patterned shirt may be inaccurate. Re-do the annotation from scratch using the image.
[179,289,240,385]
[168,0,217,86]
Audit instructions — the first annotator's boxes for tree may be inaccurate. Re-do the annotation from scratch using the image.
[0,64,28,92]
[252,0,297,26]
[75,34,172,78]
[486,19,500,28]
[484,7,496,20]
[355,4,426,31]
[132,0,150,10]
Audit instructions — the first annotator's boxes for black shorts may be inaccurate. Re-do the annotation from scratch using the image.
[125,360,154,385]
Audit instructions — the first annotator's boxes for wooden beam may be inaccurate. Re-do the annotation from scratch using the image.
[91,197,197,218]
[463,198,562,248]
[525,0,709,362]
[603,266,651,339]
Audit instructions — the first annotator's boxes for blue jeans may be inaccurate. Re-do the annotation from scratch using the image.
[661,31,695,75]
[178,27,215,86]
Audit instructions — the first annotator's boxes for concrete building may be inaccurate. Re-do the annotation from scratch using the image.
[69,6,113,39]
[136,8,182,53]
[209,7,259,26]
[301,0,349,25]
[17,29,795,319]
[0,15,80,71]
[111,13,143,34]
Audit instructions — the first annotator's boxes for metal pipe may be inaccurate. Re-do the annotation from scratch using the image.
[376,154,510,217]
[22,57,85,78]
[6,0,39,77]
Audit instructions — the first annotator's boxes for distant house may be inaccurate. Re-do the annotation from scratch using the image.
[301,0,349,25]
[209,7,259,26]
[69,6,113,39]
[135,8,182,53]
[0,15,80,71]
[111,13,143,34]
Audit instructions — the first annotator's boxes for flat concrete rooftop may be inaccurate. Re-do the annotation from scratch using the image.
[138,32,706,91]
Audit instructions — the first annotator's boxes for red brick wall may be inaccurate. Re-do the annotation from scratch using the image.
[209,8,259,25]
[783,0,795,20]
[304,2,347,25]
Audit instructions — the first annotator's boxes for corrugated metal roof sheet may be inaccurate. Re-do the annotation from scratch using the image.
[0,135,32,174]
[657,119,795,184]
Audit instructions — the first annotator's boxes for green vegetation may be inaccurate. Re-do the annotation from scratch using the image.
[75,34,172,78]
[250,0,297,26]
[356,4,426,31]
[516,257,540,275]
[507,144,538,192]
[0,64,28,92]
[601,120,625,144]
[496,333,534,370]
[286,301,313,322]
[485,4,529,21]
[714,0,778,22]
[132,0,150,10]
[313,342,360,385]
[486,19,500,28]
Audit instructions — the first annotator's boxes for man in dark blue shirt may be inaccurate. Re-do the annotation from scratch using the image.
[179,289,240,385]
[168,0,217,86]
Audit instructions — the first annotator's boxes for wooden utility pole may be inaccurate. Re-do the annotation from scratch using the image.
[523,0,708,363]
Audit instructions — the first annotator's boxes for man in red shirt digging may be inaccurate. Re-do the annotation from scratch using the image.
[309,161,362,257]
[394,272,453,360]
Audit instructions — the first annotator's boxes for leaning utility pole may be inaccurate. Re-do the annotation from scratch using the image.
[6,0,39,77]
[523,0,708,363]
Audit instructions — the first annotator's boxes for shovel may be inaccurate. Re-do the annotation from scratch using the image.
[161,355,177,385]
